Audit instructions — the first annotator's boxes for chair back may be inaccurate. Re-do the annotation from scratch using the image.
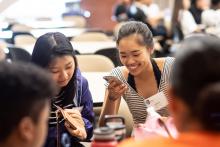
[11,23,32,32]
[76,54,115,72]
[95,47,122,67]
[7,46,31,62]
[72,32,112,42]
[14,34,36,46]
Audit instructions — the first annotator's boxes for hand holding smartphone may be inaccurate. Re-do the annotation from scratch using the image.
[103,75,123,85]
[53,104,87,139]
[53,104,77,129]
[103,75,127,101]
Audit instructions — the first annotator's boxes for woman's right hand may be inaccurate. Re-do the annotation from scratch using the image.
[64,109,87,140]
[107,78,127,101]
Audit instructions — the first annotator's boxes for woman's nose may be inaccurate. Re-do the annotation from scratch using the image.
[125,56,135,64]
[60,70,68,80]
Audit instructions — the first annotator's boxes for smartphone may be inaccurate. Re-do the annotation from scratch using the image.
[103,75,123,85]
[53,104,77,129]
[64,113,77,130]
[71,106,83,113]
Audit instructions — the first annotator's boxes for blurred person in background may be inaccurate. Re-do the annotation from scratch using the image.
[133,0,167,37]
[137,0,163,28]
[126,0,167,52]
[190,0,210,24]
[202,0,220,27]
[113,0,133,22]
[172,0,204,37]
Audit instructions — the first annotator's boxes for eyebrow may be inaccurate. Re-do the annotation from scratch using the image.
[65,61,73,66]
[120,50,142,54]
[49,61,73,69]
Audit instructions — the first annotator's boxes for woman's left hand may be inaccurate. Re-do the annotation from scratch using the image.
[64,109,87,140]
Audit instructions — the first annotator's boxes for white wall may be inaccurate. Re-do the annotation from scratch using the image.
[0,0,18,13]
[0,0,65,20]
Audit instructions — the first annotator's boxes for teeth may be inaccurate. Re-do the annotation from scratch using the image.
[128,65,138,70]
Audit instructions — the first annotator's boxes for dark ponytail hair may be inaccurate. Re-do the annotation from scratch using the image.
[170,34,220,131]
[116,21,154,49]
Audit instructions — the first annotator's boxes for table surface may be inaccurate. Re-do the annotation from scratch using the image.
[19,20,76,29]
[80,141,91,147]
[81,72,108,104]
[31,27,86,38]
[18,41,116,55]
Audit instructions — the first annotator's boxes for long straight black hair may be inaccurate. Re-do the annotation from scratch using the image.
[31,32,78,106]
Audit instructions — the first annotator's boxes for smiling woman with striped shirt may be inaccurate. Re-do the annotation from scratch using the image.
[99,21,174,128]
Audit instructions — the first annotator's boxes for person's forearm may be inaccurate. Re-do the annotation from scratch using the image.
[99,93,121,126]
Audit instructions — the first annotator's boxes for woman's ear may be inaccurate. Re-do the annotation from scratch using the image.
[147,47,154,55]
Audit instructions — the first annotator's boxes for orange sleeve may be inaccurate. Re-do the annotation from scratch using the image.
[118,137,174,147]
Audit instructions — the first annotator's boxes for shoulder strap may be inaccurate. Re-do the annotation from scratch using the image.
[151,58,161,88]
[128,73,136,91]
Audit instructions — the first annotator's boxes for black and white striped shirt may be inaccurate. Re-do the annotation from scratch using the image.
[49,91,75,127]
[109,57,175,124]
